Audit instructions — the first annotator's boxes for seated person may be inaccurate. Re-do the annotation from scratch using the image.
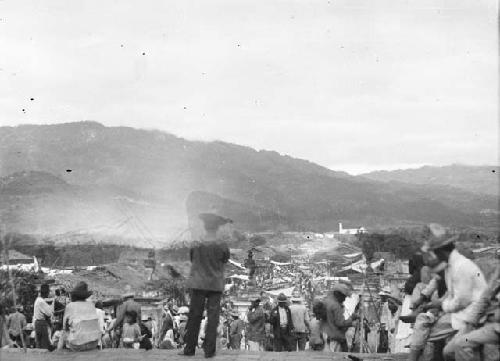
[60,282,100,351]
[404,263,447,361]
[122,310,142,349]
[443,263,500,361]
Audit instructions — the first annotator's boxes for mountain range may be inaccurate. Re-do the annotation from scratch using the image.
[0,121,498,242]
[362,165,499,196]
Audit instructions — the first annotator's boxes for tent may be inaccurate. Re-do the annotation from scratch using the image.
[270,260,291,266]
[265,286,296,297]
[228,274,249,281]
[228,259,245,270]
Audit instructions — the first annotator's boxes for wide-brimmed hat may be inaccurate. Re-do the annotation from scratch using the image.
[427,234,458,251]
[421,223,457,252]
[199,213,233,231]
[122,292,135,300]
[332,283,352,297]
[379,286,392,297]
[70,281,93,299]
[178,306,189,314]
[277,293,288,303]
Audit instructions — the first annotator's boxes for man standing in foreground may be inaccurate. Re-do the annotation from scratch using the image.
[180,212,232,358]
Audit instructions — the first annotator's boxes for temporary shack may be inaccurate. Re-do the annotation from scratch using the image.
[0,250,34,265]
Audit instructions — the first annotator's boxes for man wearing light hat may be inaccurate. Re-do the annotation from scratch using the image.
[180,212,231,358]
[289,291,310,351]
[323,283,359,352]
[418,224,487,360]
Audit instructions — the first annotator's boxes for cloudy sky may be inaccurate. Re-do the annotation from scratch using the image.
[0,0,497,174]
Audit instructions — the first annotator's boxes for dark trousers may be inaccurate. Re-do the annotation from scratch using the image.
[34,319,51,350]
[183,289,221,356]
[9,333,23,347]
[291,332,307,351]
[273,328,293,352]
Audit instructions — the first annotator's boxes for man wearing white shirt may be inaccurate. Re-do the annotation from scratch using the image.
[33,283,53,350]
[421,231,487,359]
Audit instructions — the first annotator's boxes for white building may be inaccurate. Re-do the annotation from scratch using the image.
[338,223,366,235]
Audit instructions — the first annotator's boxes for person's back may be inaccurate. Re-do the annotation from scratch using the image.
[8,310,26,339]
[309,317,324,350]
[64,301,100,350]
[122,321,141,348]
[187,239,230,292]
[181,212,232,358]
[289,303,308,333]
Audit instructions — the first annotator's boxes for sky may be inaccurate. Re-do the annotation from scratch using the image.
[0,0,497,175]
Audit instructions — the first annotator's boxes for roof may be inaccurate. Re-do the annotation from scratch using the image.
[4,250,32,261]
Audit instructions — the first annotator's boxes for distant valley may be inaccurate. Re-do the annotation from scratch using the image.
[0,122,498,243]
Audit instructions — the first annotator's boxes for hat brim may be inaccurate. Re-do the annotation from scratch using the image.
[427,235,458,251]
[332,285,352,297]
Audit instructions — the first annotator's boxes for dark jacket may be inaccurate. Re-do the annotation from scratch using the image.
[269,305,294,337]
[186,239,230,292]
[139,323,152,350]
[246,305,266,342]
[323,295,353,342]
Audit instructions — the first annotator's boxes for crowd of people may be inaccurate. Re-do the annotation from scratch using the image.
[1,217,499,361]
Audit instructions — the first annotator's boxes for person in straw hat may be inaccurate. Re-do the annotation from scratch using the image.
[269,293,294,352]
[323,282,359,352]
[289,290,310,351]
[180,212,232,358]
[416,224,488,360]
[60,281,100,351]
